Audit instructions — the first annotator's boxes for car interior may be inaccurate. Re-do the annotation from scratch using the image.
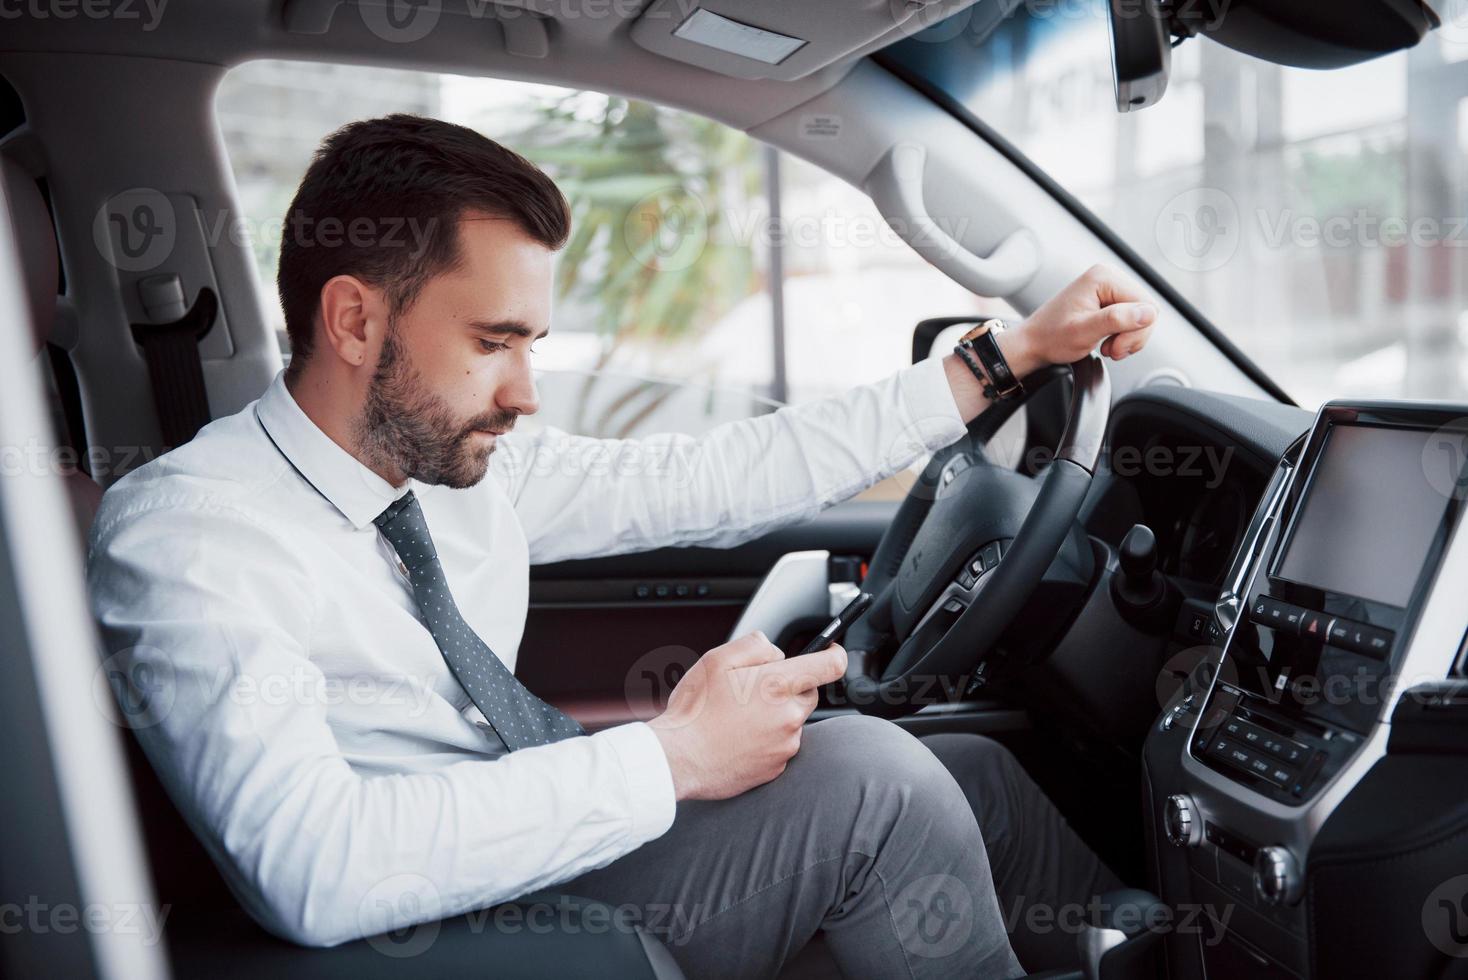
[3,0,1468,978]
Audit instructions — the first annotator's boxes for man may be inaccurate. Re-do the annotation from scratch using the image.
[89,114,1153,977]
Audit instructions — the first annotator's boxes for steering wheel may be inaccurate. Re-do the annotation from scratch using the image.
[841,354,1111,717]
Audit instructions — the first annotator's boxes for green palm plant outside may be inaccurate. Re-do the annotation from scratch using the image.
[508,94,765,436]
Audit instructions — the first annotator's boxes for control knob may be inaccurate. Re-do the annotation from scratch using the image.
[1163,794,1202,847]
[1253,846,1302,906]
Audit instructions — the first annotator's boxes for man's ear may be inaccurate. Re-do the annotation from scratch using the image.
[317,275,388,367]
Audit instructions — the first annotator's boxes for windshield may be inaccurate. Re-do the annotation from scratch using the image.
[885,0,1467,407]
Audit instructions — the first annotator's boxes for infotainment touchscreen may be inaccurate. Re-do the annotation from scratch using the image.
[1275,423,1452,608]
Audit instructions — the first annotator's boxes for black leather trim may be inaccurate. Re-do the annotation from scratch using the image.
[1307,754,1468,979]
[1110,386,1311,473]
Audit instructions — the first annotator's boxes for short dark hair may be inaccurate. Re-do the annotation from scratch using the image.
[277,113,570,375]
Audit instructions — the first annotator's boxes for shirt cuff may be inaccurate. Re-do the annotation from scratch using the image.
[897,355,967,451]
[597,721,677,844]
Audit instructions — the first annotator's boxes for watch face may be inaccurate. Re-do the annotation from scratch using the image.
[959,318,1005,344]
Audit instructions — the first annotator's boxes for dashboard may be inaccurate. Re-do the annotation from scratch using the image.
[1127,394,1468,979]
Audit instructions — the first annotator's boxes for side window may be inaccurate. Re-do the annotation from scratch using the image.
[217,62,1005,497]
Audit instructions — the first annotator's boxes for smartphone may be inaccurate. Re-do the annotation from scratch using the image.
[796,591,874,656]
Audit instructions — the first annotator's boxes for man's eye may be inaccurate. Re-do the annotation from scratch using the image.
[478,338,509,354]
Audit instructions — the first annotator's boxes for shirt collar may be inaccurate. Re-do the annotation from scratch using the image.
[255,370,409,530]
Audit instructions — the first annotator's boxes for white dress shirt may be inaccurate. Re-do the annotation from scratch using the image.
[86,357,966,947]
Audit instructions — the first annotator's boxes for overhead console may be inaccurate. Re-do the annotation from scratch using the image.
[629,0,980,81]
[1146,400,1468,978]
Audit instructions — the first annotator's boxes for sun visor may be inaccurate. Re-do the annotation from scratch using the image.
[630,0,980,81]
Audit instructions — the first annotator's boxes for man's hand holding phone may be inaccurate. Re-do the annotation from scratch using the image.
[649,595,870,802]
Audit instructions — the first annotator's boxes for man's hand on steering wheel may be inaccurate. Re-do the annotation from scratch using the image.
[954,264,1159,420]
[843,263,1161,716]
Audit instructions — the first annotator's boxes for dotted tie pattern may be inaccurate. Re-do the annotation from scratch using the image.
[374,491,585,751]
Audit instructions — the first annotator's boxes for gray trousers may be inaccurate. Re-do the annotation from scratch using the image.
[561,715,1122,979]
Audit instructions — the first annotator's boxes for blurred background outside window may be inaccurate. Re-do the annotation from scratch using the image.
[887,0,1468,407]
[215,60,996,467]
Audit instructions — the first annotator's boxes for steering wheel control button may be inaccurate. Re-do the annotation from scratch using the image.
[979,541,1003,570]
[957,558,981,589]
[1253,846,1303,906]
[1163,794,1202,847]
[941,598,965,614]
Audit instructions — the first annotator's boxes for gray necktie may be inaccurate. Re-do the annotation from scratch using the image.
[373,490,584,751]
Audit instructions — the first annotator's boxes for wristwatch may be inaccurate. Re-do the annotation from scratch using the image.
[954,318,1024,402]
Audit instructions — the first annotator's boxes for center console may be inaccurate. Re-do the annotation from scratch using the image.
[1145,402,1468,977]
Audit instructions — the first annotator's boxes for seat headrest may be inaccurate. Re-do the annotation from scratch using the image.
[0,154,60,356]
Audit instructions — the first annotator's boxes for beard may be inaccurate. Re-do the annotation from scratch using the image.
[354,322,518,490]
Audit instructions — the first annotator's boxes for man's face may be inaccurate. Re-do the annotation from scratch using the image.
[354,215,552,489]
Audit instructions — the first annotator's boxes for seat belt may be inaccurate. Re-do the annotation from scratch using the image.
[129,275,218,450]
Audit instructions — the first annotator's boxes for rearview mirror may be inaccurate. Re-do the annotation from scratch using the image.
[1108,0,1172,112]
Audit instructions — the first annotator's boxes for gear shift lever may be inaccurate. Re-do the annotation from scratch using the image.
[1109,525,1175,630]
[1076,889,1166,980]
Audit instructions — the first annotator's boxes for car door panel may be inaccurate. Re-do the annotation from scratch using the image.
[517,499,896,726]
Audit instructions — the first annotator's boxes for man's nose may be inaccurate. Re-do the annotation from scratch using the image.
[499,360,540,417]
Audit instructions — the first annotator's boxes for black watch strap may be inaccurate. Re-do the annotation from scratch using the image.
[955,319,1024,401]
